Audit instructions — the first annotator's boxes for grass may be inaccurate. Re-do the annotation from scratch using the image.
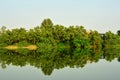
[4,46,18,50]
[22,45,38,50]
[4,45,38,50]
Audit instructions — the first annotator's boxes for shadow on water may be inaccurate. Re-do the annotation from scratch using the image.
[0,45,120,76]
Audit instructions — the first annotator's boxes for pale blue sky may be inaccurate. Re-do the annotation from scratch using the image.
[0,0,120,33]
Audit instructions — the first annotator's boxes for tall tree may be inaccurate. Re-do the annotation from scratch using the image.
[41,18,53,29]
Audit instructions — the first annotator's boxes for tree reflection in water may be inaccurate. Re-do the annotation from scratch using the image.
[0,46,120,76]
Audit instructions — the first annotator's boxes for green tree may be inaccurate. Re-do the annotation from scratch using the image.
[41,18,53,29]
[89,30,102,48]
[117,30,120,36]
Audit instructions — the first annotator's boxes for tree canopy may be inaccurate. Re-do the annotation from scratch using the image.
[0,18,120,75]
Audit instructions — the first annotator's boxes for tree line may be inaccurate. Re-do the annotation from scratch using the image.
[1,18,120,49]
[0,46,120,75]
[0,18,120,75]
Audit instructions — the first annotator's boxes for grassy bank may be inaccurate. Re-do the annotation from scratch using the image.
[4,45,38,50]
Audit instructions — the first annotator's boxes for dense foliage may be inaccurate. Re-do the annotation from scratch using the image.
[0,18,120,75]
[0,47,120,75]
[0,18,120,49]
[0,18,106,49]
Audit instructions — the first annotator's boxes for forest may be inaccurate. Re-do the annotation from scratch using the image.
[0,18,120,75]
[0,45,120,75]
[0,18,120,50]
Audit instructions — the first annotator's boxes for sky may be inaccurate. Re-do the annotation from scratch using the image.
[0,0,120,33]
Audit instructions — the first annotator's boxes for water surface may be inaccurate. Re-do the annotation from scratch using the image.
[0,48,120,80]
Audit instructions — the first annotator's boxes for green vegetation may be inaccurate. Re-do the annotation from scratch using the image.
[0,18,120,50]
[0,47,120,75]
[0,18,105,49]
[0,18,120,75]
[103,31,120,47]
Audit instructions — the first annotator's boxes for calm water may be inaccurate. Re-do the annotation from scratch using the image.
[0,59,120,80]
[0,47,120,80]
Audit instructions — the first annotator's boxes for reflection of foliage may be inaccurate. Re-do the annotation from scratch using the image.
[0,46,120,75]
[90,48,103,62]
[1,18,120,76]
[103,47,120,62]
[16,48,30,55]
[41,60,54,75]
[0,48,8,54]
[117,57,120,62]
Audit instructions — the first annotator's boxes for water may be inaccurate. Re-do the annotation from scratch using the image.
[0,59,120,80]
[0,47,120,80]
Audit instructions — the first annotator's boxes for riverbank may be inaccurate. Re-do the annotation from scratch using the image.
[4,45,38,50]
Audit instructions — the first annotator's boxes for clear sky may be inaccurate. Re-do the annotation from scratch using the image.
[0,0,120,33]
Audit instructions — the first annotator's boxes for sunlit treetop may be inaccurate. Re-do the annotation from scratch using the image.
[41,18,53,29]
